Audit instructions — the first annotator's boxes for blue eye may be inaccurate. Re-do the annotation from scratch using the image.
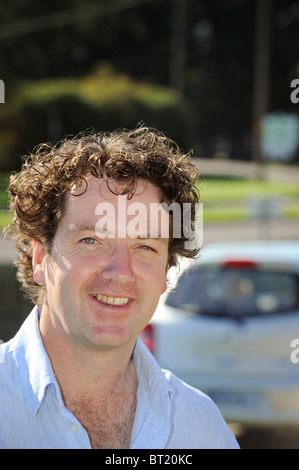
[139,245,155,251]
[82,237,97,244]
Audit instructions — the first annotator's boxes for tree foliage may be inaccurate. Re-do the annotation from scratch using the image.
[0,0,298,169]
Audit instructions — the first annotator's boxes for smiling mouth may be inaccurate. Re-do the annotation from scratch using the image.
[91,294,130,306]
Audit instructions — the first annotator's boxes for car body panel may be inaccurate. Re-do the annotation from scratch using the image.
[140,241,299,425]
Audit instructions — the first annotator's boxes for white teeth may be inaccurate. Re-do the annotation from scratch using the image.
[93,294,130,306]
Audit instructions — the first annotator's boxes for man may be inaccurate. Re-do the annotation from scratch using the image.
[0,126,239,449]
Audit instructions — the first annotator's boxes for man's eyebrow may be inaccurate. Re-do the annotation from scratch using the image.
[66,225,169,241]
[135,234,168,242]
[67,223,96,233]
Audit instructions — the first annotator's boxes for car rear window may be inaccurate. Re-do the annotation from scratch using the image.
[165,265,299,318]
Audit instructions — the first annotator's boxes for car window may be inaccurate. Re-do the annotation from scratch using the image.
[165,265,299,318]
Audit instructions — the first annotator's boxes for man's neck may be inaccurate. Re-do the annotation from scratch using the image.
[38,308,138,400]
[38,307,138,449]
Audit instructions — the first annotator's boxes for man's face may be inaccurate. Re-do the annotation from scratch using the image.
[33,175,169,352]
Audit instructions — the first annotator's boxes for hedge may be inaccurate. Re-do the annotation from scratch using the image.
[1,64,198,171]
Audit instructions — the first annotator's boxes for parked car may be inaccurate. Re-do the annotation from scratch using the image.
[139,241,299,426]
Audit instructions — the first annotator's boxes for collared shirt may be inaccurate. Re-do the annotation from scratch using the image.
[0,306,239,449]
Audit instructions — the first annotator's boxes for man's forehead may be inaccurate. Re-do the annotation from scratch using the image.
[69,175,159,202]
[64,175,170,240]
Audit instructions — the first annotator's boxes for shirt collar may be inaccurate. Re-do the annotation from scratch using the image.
[133,337,174,405]
[11,307,174,425]
[131,338,174,448]
[12,306,62,416]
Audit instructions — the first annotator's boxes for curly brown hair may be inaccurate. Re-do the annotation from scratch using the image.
[4,126,200,305]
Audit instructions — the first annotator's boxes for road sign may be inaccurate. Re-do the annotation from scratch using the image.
[247,197,283,220]
[261,112,299,161]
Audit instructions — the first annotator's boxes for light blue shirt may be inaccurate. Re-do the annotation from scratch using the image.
[0,307,239,449]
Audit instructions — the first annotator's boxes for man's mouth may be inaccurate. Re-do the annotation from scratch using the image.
[91,294,130,306]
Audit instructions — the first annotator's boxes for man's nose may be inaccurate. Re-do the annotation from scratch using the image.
[101,245,135,284]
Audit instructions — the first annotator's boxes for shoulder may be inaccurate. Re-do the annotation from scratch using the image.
[162,369,240,449]
[0,339,17,376]
[163,368,220,415]
[0,339,27,438]
[0,339,22,394]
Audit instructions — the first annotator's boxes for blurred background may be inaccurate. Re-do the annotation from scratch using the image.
[0,0,299,448]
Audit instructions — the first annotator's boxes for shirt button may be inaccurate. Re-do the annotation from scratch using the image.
[70,423,78,432]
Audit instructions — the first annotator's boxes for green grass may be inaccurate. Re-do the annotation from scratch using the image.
[202,206,247,222]
[197,177,299,201]
[285,205,299,219]
[197,178,299,222]
[0,172,10,208]
[0,210,13,232]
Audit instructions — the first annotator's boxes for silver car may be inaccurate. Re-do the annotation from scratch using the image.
[140,241,299,427]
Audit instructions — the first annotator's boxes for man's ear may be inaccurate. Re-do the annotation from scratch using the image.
[161,268,168,295]
[32,240,46,286]
[161,280,167,295]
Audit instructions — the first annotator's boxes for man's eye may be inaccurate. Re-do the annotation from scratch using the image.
[139,245,155,251]
[82,237,97,244]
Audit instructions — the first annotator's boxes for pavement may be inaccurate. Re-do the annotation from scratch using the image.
[192,157,299,184]
[203,218,298,245]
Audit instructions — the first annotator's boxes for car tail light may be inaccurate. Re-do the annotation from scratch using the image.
[223,260,257,269]
[139,323,155,353]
